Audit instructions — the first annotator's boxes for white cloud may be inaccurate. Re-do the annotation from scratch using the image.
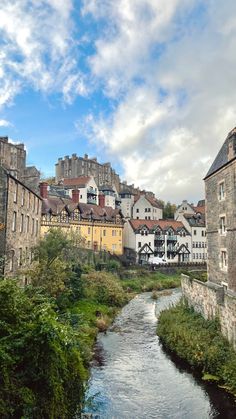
[0,0,87,108]
[0,119,11,127]
[81,0,236,203]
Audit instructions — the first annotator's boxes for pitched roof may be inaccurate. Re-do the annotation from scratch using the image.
[62,176,91,188]
[134,193,163,209]
[129,219,187,233]
[42,196,123,223]
[184,213,205,227]
[205,128,236,179]
[193,205,205,215]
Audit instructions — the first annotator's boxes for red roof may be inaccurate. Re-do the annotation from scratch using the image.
[62,176,91,187]
[129,219,185,232]
[193,205,205,215]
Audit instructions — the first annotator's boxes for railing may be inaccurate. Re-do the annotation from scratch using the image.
[87,188,97,195]
[167,235,177,241]
[155,246,165,252]
[155,235,165,241]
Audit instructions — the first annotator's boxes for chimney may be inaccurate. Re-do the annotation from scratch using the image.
[39,182,48,199]
[72,189,80,203]
[99,193,105,208]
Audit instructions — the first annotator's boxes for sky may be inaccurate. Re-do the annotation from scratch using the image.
[1,0,236,203]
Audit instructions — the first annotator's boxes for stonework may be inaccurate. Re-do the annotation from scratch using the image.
[0,166,42,278]
[182,275,236,348]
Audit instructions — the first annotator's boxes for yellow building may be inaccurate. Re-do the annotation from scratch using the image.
[40,183,124,255]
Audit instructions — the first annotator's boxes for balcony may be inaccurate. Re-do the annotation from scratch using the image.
[167,235,177,242]
[155,246,165,252]
[167,245,177,252]
[87,188,97,196]
[155,235,165,241]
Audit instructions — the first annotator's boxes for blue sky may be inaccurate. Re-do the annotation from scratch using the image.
[1,0,236,202]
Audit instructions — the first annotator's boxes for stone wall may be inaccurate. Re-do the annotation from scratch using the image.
[182,274,236,348]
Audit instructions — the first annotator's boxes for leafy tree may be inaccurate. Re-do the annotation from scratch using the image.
[162,201,177,219]
[0,280,87,418]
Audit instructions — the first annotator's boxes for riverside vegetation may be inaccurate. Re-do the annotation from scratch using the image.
[157,301,236,394]
[0,229,181,418]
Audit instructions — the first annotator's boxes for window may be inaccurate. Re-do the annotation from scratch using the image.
[219,181,225,201]
[21,188,25,206]
[136,208,139,213]
[112,244,117,251]
[220,250,227,271]
[36,220,39,236]
[202,230,205,237]
[193,230,197,235]
[138,242,141,248]
[103,229,106,236]
[192,242,195,248]
[219,216,226,235]
[13,183,17,203]
[26,216,30,233]
[20,214,24,233]
[88,227,91,234]
[193,253,195,259]
[112,230,116,236]
[12,212,17,232]
[32,218,35,235]
[19,248,23,266]
[9,250,14,271]
[136,216,139,219]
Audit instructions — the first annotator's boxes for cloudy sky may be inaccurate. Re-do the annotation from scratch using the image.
[1,0,236,203]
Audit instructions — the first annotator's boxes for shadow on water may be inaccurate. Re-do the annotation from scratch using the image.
[159,341,236,419]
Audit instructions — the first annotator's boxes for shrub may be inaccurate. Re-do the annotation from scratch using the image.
[83,271,127,307]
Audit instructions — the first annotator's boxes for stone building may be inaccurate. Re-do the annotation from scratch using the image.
[0,165,42,279]
[182,127,236,347]
[0,136,40,192]
[40,183,124,255]
[55,154,120,190]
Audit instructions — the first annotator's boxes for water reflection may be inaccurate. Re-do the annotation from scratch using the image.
[84,291,236,419]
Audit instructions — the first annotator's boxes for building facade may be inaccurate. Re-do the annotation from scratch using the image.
[124,219,191,263]
[0,136,40,192]
[182,128,236,347]
[132,194,163,220]
[40,183,124,255]
[55,154,120,190]
[0,165,42,278]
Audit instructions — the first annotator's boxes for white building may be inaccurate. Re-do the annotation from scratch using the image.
[119,190,135,219]
[132,194,163,220]
[124,219,191,264]
[61,176,99,205]
[175,197,206,262]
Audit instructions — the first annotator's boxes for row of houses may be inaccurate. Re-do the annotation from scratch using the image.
[0,135,206,280]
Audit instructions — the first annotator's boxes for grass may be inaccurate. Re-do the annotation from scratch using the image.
[121,272,181,293]
[157,301,236,394]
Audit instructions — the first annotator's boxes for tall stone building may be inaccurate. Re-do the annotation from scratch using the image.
[55,154,120,190]
[0,136,40,192]
[181,127,236,347]
[0,165,42,279]
[204,127,236,292]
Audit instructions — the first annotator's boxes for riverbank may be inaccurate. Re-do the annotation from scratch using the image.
[121,271,181,293]
[157,301,236,394]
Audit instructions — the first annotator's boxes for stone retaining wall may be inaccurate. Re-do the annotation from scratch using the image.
[182,274,236,348]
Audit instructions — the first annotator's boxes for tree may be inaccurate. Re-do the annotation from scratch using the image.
[163,201,177,219]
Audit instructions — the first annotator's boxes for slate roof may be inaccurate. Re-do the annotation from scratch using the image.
[134,193,163,209]
[184,213,205,227]
[205,128,236,179]
[41,195,123,222]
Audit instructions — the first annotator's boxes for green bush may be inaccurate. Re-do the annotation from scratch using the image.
[83,271,128,307]
[0,280,87,418]
[157,302,236,393]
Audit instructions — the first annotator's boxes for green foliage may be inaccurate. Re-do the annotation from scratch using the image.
[161,201,177,219]
[121,272,181,293]
[0,279,87,418]
[157,302,236,393]
[83,271,128,307]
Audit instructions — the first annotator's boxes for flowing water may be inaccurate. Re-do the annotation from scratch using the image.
[84,290,236,418]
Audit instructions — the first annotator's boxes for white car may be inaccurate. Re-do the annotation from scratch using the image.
[148,256,167,265]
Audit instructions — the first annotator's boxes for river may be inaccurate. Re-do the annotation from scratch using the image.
[83,290,236,418]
